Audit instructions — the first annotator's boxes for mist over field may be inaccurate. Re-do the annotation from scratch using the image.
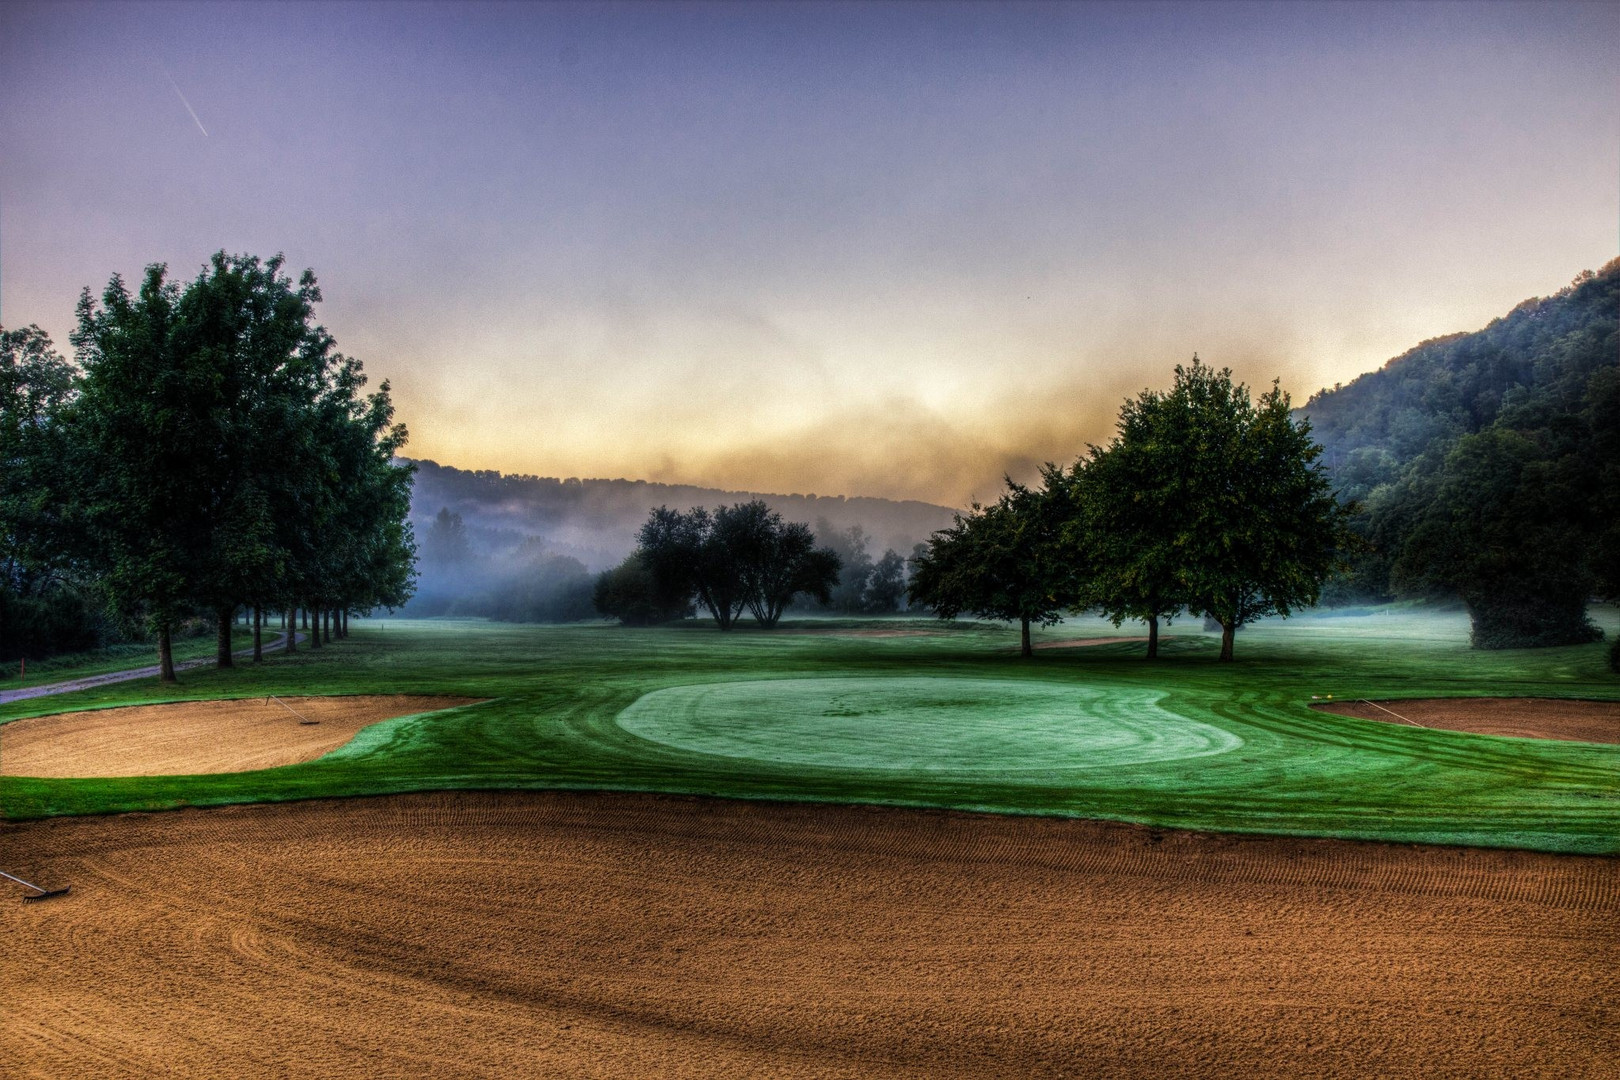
[401,458,956,619]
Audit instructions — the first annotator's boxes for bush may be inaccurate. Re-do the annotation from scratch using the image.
[0,585,116,665]
[1464,588,1602,650]
[594,554,691,626]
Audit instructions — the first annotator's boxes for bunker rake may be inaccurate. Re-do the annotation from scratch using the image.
[267,694,320,725]
[1,868,70,902]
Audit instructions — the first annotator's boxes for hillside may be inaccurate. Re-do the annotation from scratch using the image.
[1302,259,1619,502]
[406,459,958,572]
[1299,259,1619,650]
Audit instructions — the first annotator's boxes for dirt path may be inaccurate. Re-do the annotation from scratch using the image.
[1,695,482,777]
[0,631,303,707]
[1314,697,1620,745]
[3,791,1615,1078]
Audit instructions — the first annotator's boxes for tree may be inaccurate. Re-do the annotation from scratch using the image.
[865,549,908,613]
[733,504,840,628]
[0,325,100,663]
[908,471,1077,657]
[633,501,840,630]
[1125,360,1347,661]
[421,507,471,567]
[67,265,207,681]
[1,325,76,575]
[65,253,416,678]
[816,521,875,613]
[594,552,693,626]
[1394,427,1599,649]
[1069,423,1188,660]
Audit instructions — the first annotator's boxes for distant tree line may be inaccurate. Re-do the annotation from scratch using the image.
[598,502,840,628]
[911,360,1348,661]
[1304,261,1619,660]
[405,457,954,576]
[0,252,416,681]
[807,521,910,615]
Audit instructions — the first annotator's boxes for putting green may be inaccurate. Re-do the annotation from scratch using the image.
[615,676,1243,775]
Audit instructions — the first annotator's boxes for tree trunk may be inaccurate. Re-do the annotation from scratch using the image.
[280,610,287,630]
[252,607,263,662]
[309,604,323,649]
[285,608,297,653]
[1020,616,1032,658]
[1146,615,1159,659]
[341,610,349,637]
[158,622,177,684]
[217,607,234,668]
[1219,620,1236,662]
[324,609,333,644]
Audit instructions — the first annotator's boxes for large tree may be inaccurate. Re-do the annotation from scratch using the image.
[1118,359,1347,661]
[732,503,840,628]
[1069,416,1189,660]
[908,470,1077,657]
[67,265,210,680]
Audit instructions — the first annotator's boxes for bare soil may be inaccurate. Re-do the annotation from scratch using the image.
[777,628,938,638]
[1034,635,1151,650]
[3,791,1615,1078]
[0,695,480,777]
[1314,697,1620,745]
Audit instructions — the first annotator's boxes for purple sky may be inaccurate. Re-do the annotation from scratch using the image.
[2,1,1616,506]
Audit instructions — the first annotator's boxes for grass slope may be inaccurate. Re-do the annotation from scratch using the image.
[3,610,1618,853]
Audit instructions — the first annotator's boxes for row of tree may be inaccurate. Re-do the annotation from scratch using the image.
[0,252,416,680]
[910,360,1347,661]
[812,522,910,614]
[599,502,842,628]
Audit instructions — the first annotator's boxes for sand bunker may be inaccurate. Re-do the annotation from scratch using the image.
[0,695,481,777]
[1314,697,1620,745]
[2,791,1615,1077]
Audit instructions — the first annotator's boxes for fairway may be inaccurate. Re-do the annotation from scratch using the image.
[617,677,1241,773]
[3,608,1620,852]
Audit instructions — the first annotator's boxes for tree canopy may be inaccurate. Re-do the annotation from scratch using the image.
[0,251,417,680]
[912,362,1346,661]
[908,469,1079,657]
[619,500,840,630]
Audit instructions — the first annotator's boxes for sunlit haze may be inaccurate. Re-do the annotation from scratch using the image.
[2,1,1615,506]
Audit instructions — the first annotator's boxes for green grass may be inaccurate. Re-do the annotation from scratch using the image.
[3,609,1618,853]
[0,627,255,689]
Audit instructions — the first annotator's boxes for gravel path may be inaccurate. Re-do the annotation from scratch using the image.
[0,631,303,707]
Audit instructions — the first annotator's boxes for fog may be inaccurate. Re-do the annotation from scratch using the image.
[400,459,957,620]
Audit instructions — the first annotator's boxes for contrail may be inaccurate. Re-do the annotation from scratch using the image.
[164,69,209,137]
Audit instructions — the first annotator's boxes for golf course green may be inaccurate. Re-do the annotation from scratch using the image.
[3,607,1618,853]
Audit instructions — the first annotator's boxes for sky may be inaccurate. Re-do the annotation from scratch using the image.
[1,1,1616,508]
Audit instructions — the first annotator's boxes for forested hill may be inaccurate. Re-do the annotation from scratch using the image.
[1296,258,1618,650]
[1300,259,1620,498]
[405,458,958,572]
